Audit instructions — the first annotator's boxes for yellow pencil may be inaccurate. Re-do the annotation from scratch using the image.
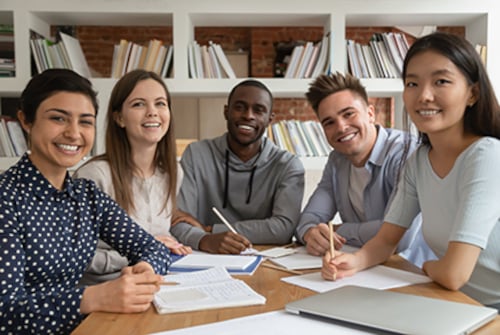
[261,262,303,275]
[159,281,179,286]
[328,220,337,281]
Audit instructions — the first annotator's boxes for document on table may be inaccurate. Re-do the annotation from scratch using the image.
[169,251,263,275]
[153,267,266,314]
[244,246,298,258]
[149,310,379,335]
[269,245,359,270]
[281,265,431,293]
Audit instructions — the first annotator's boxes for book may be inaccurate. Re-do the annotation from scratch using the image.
[160,45,173,78]
[153,267,266,314]
[169,252,263,275]
[212,42,236,78]
[0,118,15,157]
[6,120,27,156]
[59,32,92,78]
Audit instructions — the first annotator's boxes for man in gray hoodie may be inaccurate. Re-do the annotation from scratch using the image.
[171,79,305,254]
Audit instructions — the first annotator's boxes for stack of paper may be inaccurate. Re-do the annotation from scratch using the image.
[154,267,266,314]
[169,252,263,275]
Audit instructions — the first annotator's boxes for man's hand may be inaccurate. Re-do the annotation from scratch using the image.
[304,223,346,256]
[199,232,252,254]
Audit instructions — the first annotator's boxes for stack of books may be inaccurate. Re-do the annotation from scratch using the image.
[267,120,332,157]
[0,117,27,157]
[29,31,92,78]
[188,41,236,78]
[111,39,173,78]
[346,32,410,78]
[283,35,330,79]
[0,24,14,77]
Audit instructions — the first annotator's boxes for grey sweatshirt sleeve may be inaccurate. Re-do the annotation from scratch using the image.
[170,145,210,248]
[335,219,383,247]
[212,157,305,244]
[295,160,337,244]
[84,240,129,274]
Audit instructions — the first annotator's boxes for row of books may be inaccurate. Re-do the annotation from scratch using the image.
[29,31,92,78]
[0,25,15,77]
[267,120,332,157]
[284,35,330,79]
[0,58,14,77]
[0,117,27,157]
[346,32,410,79]
[188,41,236,79]
[111,39,173,78]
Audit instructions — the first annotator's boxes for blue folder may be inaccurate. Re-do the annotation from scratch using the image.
[168,254,263,275]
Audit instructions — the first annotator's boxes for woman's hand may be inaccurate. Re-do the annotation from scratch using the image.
[321,250,360,281]
[156,235,192,255]
[80,261,162,314]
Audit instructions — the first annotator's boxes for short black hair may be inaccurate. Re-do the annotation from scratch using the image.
[19,69,98,124]
[227,79,273,110]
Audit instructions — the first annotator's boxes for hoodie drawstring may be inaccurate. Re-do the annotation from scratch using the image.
[223,149,260,208]
[223,150,230,208]
[247,166,256,204]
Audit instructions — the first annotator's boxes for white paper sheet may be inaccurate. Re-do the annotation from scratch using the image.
[149,310,375,335]
[281,265,431,293]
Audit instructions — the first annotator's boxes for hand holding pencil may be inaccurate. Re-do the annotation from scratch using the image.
[198,207,251,254]
[328,221,337,281]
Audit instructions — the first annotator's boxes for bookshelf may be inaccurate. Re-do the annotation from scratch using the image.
[0,0,498,172]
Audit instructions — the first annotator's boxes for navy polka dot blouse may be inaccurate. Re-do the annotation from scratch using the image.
[0,155,171,334]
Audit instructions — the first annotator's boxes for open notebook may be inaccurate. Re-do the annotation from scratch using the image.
[286,285,497,335]
[154,267,265,314]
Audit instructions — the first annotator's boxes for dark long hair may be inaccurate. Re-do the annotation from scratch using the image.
[402,32,500,145]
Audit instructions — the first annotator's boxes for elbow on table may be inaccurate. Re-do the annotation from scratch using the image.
[438,273,469,292]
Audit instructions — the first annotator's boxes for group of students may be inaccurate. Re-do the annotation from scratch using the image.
[0,31,498,334]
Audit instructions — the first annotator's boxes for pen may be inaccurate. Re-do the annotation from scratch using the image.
[261,262,303,275]
[328,220,337,281]
[159,281,179,286]
[212,207,238,234]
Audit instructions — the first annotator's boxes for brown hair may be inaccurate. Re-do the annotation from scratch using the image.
[89,69,177,215]
[305,71,369,115]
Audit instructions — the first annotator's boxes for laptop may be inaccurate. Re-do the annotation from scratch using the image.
[285,285,497,335]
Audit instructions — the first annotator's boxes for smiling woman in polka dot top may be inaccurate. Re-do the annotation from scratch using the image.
[0,69,172,334]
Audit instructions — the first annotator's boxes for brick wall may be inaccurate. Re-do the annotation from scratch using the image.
[68,25,464,128]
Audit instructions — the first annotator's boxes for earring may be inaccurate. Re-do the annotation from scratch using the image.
[468,97,476,107]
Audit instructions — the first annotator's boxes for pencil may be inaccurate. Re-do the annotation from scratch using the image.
[159,281,179,286]
[261,262,303,275]
[328,220,337,281]
[212,207,238,234]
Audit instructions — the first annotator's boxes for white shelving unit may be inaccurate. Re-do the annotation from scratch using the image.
[0,0,498,172]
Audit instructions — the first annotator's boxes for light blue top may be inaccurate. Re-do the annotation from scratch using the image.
[296,126,423,254]
[386,137,500,305]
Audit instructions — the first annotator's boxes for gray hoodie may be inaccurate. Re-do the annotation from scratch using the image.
[171,133,305,248]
